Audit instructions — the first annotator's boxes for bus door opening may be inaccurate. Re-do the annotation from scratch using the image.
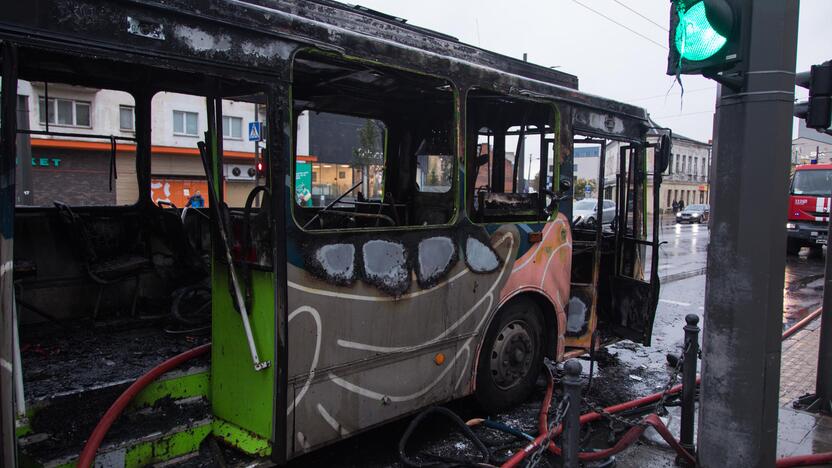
[601,142,662,346]
[565,136,609,350]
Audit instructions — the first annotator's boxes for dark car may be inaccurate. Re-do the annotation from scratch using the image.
[676,204,710,224]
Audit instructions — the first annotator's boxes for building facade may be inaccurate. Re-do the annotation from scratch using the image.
[603,129,711,215]
[13,81,396,210]
[792,120,832,166]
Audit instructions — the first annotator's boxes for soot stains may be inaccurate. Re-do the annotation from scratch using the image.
[416,236,458,288]
[299,226,504,296]
[464,236,501,273]
[360,240,411,296]
[308,243,357,286]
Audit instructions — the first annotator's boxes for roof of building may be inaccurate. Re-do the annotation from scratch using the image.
[795,120,832,145]
[647,116,711,147]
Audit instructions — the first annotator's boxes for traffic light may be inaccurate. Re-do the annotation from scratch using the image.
[795,61,832,132]
[666,0,749,80]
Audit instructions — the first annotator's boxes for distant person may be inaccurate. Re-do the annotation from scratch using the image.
[678,199,685,210]
[672,200,679,213]
[186,190,205,208]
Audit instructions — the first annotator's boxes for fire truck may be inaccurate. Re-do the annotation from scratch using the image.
[787,163,832,255]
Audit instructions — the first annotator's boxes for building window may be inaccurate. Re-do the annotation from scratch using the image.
[694,157,698,176]
[573,163,579,172]
[119,105,135,131]
[222,116,243,139]
[39,97,91,127]
[173,110,199,136]
[667,189,672,207]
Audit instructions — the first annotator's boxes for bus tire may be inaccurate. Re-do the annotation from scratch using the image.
[475,297,545,413]
[786,239,801,256]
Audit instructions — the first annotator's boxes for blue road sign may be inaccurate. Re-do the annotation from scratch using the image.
[248,122,262,141]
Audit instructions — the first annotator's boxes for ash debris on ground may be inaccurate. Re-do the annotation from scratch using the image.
[21,322,210,402]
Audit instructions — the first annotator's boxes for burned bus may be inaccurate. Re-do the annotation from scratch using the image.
[0,1,668,466]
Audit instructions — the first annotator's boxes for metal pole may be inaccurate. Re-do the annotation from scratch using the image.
[698,1,799,467]
[814,215,832,413]
[562,359,582,468]
[0,42,19,468]
[678,314,700,466]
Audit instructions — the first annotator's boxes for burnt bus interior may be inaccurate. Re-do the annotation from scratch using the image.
[466,90,557,224]
[291,50,456,229]
[6,46,278,465]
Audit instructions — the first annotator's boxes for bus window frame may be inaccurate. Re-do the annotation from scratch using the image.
[288,48,460,234]
[465,88,561,225]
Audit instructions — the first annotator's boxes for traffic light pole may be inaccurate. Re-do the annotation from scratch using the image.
[815,214,832,413]
[698,1,799,467]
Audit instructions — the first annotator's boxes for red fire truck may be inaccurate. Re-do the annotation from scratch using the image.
[787,163,832,255]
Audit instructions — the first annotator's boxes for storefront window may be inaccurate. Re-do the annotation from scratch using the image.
[295,110,385,207]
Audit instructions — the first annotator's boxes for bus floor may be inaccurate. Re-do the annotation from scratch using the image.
[17,318,210,467]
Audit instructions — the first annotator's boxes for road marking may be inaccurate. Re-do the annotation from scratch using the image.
[659,299,691,307]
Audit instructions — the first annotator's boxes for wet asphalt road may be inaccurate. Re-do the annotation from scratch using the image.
[288,223,827,468]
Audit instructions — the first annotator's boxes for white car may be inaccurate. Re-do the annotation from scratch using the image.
[573,199,616,227]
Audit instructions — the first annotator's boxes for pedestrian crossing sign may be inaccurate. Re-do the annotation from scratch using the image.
[248,122,262,141]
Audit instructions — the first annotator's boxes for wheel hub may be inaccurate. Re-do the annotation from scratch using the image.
[490,320,534,390]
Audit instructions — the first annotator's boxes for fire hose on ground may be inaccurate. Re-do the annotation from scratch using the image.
[76,343,211,468]
[400,306,831,467]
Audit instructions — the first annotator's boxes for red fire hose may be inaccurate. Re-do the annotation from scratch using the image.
[76,343,211,468]
[782,306,823,340]
[501,306,829,467]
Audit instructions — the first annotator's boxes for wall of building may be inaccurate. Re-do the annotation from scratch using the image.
[15,81,277,208]
[792,122,832,165]
[603,134,711,216]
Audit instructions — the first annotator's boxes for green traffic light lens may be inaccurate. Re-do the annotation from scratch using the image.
[675,1,727,62]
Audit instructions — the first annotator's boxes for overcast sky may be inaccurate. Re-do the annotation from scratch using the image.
[354,0,830,143]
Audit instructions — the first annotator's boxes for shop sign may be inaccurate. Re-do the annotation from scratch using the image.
[32,158,61,168]
[295,161,312,206]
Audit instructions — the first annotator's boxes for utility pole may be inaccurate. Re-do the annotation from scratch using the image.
[698,1,799,467]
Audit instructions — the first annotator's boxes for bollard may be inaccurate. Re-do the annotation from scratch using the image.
[562,359,583,468]
[677,314,700,466]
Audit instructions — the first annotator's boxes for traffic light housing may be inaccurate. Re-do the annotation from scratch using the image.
[795,61,832,132]
[667,0,748,80]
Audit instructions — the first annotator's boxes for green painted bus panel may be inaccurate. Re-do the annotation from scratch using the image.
[130,371,211,410]
[212,419,272,457]
[15,420,31,438]
[123,424,212,467]
[211,266,276,441]
[23,423,211,468]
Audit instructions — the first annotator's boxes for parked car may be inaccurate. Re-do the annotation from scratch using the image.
[676,204,710,224]
[573,198,616,227]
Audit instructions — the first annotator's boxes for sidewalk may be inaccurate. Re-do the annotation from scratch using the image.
[777,315,832,459]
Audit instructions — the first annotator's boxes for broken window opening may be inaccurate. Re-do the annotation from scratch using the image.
[15,82,138,207]
[291,49,456,231]
[467,89,556,223]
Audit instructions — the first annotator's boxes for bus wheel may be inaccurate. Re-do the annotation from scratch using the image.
[475,298,544,412]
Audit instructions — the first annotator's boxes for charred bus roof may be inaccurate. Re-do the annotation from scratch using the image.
[0,0,650,137]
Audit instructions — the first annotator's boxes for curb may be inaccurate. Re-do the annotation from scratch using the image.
[660,267,707,284]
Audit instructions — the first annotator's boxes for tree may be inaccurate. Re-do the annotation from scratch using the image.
[573,177,597,199]
[530,171,540,192]
[352,119,384,196]
[352,119,384,167]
